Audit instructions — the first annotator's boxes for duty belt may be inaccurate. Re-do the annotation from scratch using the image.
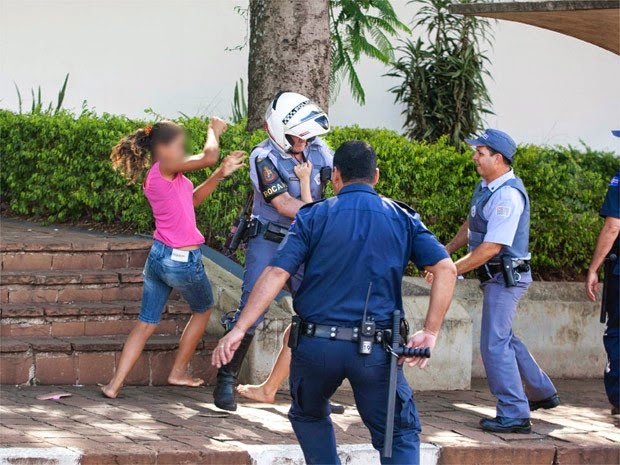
[247,219,289,244]
[299,321,391,344]
[476,260,530,283]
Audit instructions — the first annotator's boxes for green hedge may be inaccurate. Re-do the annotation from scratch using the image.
[1,109,618,279]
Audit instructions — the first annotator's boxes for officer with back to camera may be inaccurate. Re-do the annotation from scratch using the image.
[213,140,457,465]
[214,91,333,411]
[585,129,620,416]
[430,128,559,433]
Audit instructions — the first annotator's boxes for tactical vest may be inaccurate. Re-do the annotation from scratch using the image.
[251,139,331,226]
[468,176,530,261]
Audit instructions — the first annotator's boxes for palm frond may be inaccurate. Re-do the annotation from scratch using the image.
[329,0,408,104]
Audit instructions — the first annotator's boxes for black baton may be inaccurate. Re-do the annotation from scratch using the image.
[601,253,618,324]
[383,310,431,459]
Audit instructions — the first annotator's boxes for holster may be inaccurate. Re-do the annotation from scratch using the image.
[288,315,302,350]
[264,222,288,243]
[247,219,288,244]
[500,254,518,287]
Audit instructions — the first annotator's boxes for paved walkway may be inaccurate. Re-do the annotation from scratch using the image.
[0,379,618,464]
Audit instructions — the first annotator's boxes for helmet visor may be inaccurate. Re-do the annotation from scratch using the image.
[314,115,329,130]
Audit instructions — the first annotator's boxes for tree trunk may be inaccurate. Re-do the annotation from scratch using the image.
[246,0,331,131]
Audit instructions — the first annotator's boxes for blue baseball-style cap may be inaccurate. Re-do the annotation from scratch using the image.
[612,130,620,137]
[465,128,517,160]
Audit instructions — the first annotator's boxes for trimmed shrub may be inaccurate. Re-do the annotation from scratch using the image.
[1,110,617,279]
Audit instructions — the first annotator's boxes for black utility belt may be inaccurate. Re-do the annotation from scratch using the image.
[477,255,530,287]
[247,219,289,244]
[299,321,392,344]
[288,315,409,356]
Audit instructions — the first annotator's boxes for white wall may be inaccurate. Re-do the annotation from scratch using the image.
[1,0,619,152]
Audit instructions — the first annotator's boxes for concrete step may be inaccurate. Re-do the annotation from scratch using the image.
[0,334,218,386]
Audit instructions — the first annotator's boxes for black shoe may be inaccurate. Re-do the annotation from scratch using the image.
[214,371,237,411]
[612,406,619,416]
[213,333,254,412]
[529,393,560,411]
[479,416,531,433]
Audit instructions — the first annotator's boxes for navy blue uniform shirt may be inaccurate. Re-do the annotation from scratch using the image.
[601,171,620,220]
[601,171,620,275]
[270,183,449,327]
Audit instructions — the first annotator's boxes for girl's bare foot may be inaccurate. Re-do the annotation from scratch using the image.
[236,384,276,404]
[101,383,120,399]
[168,371,204,387]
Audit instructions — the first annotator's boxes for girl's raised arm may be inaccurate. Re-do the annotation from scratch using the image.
[160,117,228,176]
[192,151,246,208]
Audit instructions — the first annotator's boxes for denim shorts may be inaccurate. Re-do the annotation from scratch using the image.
[138,240,214,324]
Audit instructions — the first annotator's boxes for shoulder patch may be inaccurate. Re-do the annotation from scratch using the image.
[610,176,619,187]
[255,156,287,203]
[496,205,511,217]
[259,159,277,183]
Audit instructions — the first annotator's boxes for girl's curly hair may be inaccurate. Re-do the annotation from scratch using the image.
[110,120,183,183]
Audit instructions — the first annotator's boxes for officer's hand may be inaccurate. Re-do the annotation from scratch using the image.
[208,116,228,137]
[294,161,313,181]
[404,330,436,369]
[212,327,245,368]
[220,151,247,178]
[424,271,434,285]
[585,269,599,302]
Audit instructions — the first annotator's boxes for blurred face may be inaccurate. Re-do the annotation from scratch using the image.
[471,145,501,179]
[154,133,186,163]
[288,135,307,154]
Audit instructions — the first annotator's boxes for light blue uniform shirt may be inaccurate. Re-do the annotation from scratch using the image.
[479,170,528,257]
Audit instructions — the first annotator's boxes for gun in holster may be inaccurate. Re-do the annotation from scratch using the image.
[383,310,431,459]
[600,253,618,324]
[500,255,519,287]
[224,193,254,253]
[476,255,529,287]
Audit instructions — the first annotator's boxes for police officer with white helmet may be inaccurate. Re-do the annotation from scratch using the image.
[214,91,333,411]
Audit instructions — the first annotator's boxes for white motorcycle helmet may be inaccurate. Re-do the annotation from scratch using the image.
[264,91,330,154]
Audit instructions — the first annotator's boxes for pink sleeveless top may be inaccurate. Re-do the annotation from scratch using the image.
[143,162,205,248]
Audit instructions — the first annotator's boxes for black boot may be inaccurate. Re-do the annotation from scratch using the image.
[213,334,254,411]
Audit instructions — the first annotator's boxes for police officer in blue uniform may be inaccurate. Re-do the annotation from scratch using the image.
[213,140,457,465]
[214,92,333,411]
[440,129,559,433]
[585,130,620,415]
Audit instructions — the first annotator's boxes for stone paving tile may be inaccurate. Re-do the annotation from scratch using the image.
[0,379,618,464]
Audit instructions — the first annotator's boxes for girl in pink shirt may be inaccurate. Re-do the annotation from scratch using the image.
[102,118,245,399]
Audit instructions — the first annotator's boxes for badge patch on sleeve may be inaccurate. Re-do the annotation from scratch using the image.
[256,156,288,203]
[262,165,276,183]
[496,205,511,217]
[610,176,619,187]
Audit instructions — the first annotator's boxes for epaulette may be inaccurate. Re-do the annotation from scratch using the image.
[299,198,327,211]
[385,198,421,221]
